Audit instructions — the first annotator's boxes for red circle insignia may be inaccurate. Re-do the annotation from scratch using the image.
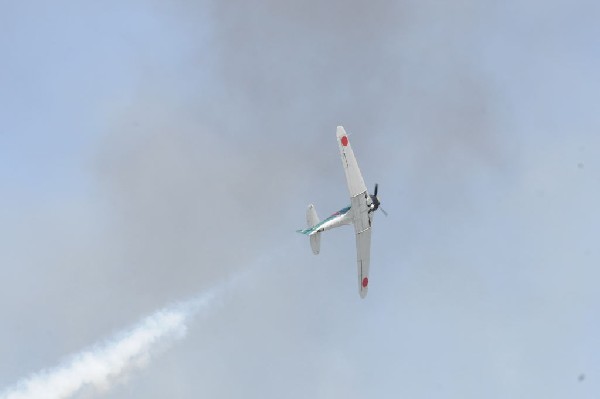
[362,277,369,287]
[341,136,349,146]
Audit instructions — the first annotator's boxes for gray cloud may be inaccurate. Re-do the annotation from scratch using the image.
[2,0,600,398]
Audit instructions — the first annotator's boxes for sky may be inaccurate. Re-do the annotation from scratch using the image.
[1,0,600,398]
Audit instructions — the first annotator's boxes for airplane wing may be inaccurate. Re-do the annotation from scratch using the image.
[355,226,371,298]
[337,126,373,298]
[336,126,368,197]
[351,192,373,298]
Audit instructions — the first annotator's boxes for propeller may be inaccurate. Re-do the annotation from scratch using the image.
[371,183,387,217]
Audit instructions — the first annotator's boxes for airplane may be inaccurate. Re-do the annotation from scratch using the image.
[297,126,386,298]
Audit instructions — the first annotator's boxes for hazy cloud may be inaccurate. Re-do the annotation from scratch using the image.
[2,0,600,398]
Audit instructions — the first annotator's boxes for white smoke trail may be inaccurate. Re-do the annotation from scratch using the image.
[0,287,220,399]
[0,246,282,399]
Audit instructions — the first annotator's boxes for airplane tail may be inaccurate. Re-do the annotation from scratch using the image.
[307,204,321,255]
[296,204,321,255]
[306,204,320,227]
[310,232,321,255]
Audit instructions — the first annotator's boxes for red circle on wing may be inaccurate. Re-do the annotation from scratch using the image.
[362,277,369,287]
[341,136,349,146]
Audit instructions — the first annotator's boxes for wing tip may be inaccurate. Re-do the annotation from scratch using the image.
[359,276,369,298]
[336,126,346,137]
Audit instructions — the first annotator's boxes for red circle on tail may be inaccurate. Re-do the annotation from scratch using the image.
[362,277,369,288]
[341,136,349,146]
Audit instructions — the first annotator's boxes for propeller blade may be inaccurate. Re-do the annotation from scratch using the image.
[374,183,378,196]
[379,207,388,217]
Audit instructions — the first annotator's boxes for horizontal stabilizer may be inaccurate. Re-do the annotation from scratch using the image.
[307,205,321,254]
[306,204,319,227]
[310,232,321,255]
[296,204,322,254]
